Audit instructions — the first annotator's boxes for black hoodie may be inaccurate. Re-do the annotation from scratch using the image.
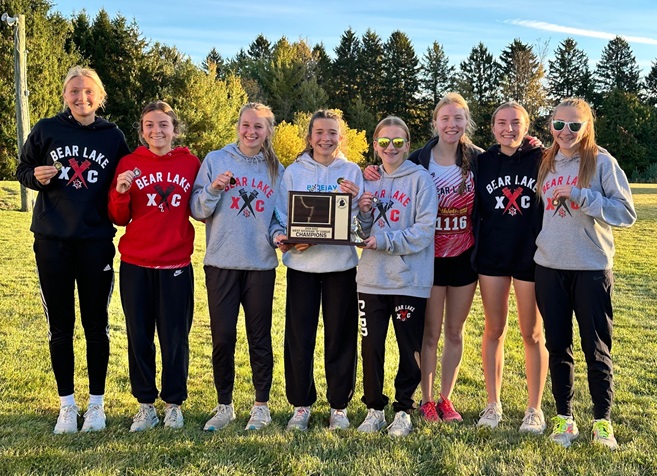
[16,111,131,240]
[471,139,543,275]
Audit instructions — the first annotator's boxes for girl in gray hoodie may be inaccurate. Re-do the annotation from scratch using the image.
[275,110,363,431]
[535,98,636,450]
[355,116,438,437]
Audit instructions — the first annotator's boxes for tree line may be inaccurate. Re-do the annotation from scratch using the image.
[2,1,656,180]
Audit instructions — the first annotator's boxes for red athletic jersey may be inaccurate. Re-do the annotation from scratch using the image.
[108,146,201,268]
[428,162,475,258]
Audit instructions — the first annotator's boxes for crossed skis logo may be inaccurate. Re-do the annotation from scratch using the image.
[235,188,259,218]
[501,187,523,215]
[58,158,92,189]
[373,199,394,227]
[153,184,175,212]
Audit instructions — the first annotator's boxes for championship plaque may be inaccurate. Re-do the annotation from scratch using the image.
[282,191,363,245]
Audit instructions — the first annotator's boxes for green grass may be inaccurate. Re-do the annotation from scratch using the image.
[1,182,656,475]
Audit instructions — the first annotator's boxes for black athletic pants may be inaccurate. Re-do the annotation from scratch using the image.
[284,267,358,409]
[120,262,193,405]
[535,264,614,420]
[359,293,426,413]
[205,266,275,404]
[34,237,114,397]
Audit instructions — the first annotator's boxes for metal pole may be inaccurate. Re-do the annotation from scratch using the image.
[3,13,32,211]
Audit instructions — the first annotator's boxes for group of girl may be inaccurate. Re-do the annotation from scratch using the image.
[17,65,635,449]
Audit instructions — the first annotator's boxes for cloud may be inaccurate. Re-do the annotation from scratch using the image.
[506,20,657,45]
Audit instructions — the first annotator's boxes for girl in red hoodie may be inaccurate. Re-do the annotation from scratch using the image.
[108,101,200,431]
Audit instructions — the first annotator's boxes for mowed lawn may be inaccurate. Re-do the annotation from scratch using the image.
[0,182,655,476]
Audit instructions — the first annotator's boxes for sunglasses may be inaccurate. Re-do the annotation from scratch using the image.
[552,120,587,132]
[375,137,407,149]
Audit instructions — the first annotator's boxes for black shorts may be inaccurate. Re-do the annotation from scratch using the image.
[433,247,478,287]
[476,263,536,282]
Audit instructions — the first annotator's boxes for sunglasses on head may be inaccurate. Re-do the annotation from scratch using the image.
[552,120,586,132]
[376,137,407,149]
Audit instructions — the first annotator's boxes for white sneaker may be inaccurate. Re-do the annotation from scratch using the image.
[477,402,503,429]
[204,403,235,431]
[387,411,412,437]
[357,408,386,433]
[329,408,350,430]
[519,407,546,434]
[54,404,79,434]
[81,404,106,432]
[286,406,311,431]
[130,404,159,432]
[245,405,271,430]
[164,404,184,429]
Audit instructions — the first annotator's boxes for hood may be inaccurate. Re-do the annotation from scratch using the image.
[225,142,266,164]
[381,158,421,178]
[55,110,120,130]
[294,151,349,170]
[487,138,540,161]
[131,145,192,160]
[555,149,580,165]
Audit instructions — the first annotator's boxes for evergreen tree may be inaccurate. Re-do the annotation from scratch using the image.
[457,42,501,147]
[355,29,385,143]
[381,31,422,142]
[499,38,547,121]
[248,34,271,61]
[597,89,651,174]
[330,28,361,121]
[312,43,332,91]
[547,38,594,103]
[643,60,657,106]
[202,47,225,78]
[420,41,455,106]
[595,36,641,95]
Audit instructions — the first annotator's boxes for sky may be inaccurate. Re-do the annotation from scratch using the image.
[49,0,657,75]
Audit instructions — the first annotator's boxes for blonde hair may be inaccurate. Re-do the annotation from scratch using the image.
[139,100,183,146]
[373,116,411,161]
[237,102,281,181]
[432,92,476,194]
[537,98,598,196]
[491,101,530,136]
[61,65,107,110]
[297,109,343,160]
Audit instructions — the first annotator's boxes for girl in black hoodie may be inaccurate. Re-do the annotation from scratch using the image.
[473,101,548,434]
[16,66,130,434]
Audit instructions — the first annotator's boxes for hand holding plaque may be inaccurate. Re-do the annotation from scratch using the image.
[282,191,361,245]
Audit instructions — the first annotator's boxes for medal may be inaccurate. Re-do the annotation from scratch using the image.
[53,161,62,171]
[133,168,141,177]
[229,177,236,185]
[337,177,344,185]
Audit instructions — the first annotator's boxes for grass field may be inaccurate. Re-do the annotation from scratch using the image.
[0,181,655,476]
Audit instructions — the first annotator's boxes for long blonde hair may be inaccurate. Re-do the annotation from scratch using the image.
[433,92,476,194]
[537,98,597,197]
[237,102,281,181]
[61,65,107,110]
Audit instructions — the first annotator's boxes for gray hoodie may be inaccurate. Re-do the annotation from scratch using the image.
[357,160,438,298]
[276,152,364,273]
[534,148,636,270]
[190,143,285,270]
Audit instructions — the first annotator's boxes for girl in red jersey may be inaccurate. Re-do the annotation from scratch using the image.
[108,101,200,431]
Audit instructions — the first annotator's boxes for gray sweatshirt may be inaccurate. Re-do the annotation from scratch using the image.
[357,160,438,298]
[534,148,636,270]
[190,143,285,270]
[276,152,364,273]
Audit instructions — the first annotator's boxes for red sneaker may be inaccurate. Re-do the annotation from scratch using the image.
[419,401,441,422]
[436,395,462,422]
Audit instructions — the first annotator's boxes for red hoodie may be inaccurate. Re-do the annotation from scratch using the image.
[108,145,201,268]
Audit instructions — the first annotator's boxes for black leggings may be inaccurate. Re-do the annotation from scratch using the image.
[34,237,115,396]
